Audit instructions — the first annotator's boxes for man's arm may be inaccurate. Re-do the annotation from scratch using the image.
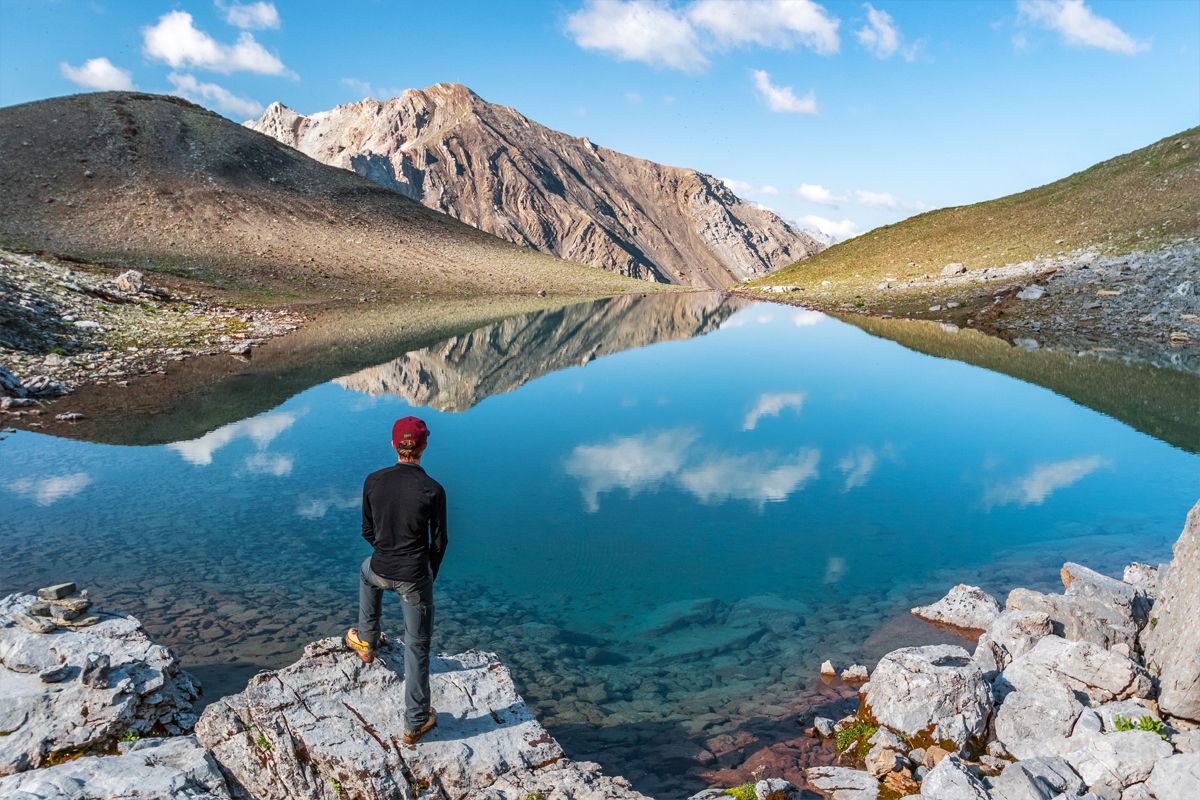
[361,478,375,546]
[428,487,448,581]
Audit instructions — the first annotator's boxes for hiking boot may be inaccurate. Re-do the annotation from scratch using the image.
[402,709,438,745]
[344,628,376,663]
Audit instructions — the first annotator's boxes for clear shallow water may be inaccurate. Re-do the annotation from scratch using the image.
[2,293,1198,795]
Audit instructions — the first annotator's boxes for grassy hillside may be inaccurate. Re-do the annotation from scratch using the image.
[754,127,1199,291]
[0,92,649,304]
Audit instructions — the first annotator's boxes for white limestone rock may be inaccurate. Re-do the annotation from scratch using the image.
[1121,563,1159,599]
[195,637,640,800]
[993,685,1084,760]
[0,736,230,799]
[1060,562,1151,635]
[1141,499,1200,721]
[1063,729,1173,792]
[998,636,1152,705]
[0,593,200,776]
[865,645,992,749]
[1005,585,1141,653]
[463,759,651,799]
[919,754,989,799]
[974,611,1054,675]
[1094,699,1160,733]
[1145,752,1200,800]
[987,756,1085,800]
[804,766,879,800]
[911,584,1001,632]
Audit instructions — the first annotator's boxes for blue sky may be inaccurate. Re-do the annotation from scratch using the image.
[1,0,1197,240]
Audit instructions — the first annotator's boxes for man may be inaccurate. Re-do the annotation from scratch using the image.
[345,416,447,745]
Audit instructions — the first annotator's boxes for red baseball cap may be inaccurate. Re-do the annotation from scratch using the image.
[392,416,429,450]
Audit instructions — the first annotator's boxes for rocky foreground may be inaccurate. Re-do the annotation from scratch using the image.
[3,502,1199,799]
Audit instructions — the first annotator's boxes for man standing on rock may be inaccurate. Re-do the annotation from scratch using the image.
[345,416,447,745]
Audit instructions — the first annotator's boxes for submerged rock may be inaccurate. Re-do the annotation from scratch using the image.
[1142,499,1200,721]
[865,645,992,749]
[195,637,642,800]
[0,736,230,799]
[0,593,200,776]
[911,584,1001,632]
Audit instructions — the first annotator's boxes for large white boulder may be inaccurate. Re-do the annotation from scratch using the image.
[0,593,200,775]
[911,585,1001,632]
[1062,729,1173,792]
[919,754,989,799]
[195,638,642,800]
[1005,585,1139,652]
[993,685,1084,760]
[865,645,992,749]
[998,636,1152,704]
[0,736,230,799]
[973,611,1053,675]
[804,766,879,800]
[986,756,1085,800]
[1142,499,1200,721]
[1145,752,1200,800]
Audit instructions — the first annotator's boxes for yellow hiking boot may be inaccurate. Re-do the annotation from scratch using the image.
[402,710,438,745]
[343,628,376,663]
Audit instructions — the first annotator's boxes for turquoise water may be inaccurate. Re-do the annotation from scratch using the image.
[2,293,1197,795]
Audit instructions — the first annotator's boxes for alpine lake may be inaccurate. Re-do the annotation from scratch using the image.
[3,292,1198,796]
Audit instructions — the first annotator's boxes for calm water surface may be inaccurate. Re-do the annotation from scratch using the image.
[2,293,1198,795]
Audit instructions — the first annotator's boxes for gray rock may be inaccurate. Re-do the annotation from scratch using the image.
[195,638,640,799]
[814,716,836,737]
[912,584,1001,632]
[0,736,230,799]
[974,611,1054,674]
[1171,729,1200,753]
[1060,562,1151,635]
[942,263,968,276]
[1017,285,1046,300]
[1145,752,1200,800]
[920,754,989,799]
[1094,699,1159,732]
[1063,729,1172,791]
[804,766,879,800]
[1006,585,1141,652]
[35,583,76,600]
[467,758,651,799]
[0,593,199,776]
[1141,499,1200,721]
[998,636,1153,704]
[821,659,837,676]
[755,778,798,799]
[993,685,1083,760]
[1121,563,1159,598]
[866,645,992,748]
[1120,783,1152,800]
[988,756,1085,800]
[113,270,145,294]
[842,664,870,682]
[0,364,25,397]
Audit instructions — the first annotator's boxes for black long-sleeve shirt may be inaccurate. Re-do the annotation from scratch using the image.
[361,463,448,582]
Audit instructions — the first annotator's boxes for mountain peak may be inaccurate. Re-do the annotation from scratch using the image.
[248,86,822,287]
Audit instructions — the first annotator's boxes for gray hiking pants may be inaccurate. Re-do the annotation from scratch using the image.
[357,557,433,730]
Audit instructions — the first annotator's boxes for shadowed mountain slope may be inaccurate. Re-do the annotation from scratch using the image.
[0,92,643,301]
[248,83,823,289]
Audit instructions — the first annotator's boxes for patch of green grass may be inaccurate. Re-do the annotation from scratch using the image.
[119,731,140,743]
[1113,714,1168,741]
[723,783,757,800]
[254,730,271,751]
[330,777,343,797]
[836,721,878,755]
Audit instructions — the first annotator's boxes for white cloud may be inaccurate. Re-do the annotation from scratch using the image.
[854,188,928,211]
[297,489,359,519]
[678,449,820,506]
[760,185,780,195]
[9,473,93,506]
[743,391,806,430]
[796,182,840,205]
[856,3,899,58]
[1017,0,1146,55]
[565,0,707,72]
[143,10,291,75]
[800,214,860,241]
[218,1,281,30]
[752,69,818,114]
[566,428,698,512]
[340,77,404,100]
[60,57,134,91]
[986,455,1111,507]
[791,309,826,327]
[689,0,840,54]
[169,411,298,465]
[168,72,263,117]
[721,178,781,198]
[720,310,776,328]
[626,90,643,102]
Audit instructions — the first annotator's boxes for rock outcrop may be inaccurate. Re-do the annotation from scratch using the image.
[864,645,992,748]
[0,593,200,775]
[911,584,1001,632]
[195,637,645,800]
[1142,499,1200,720]
[248,84,824,288]
[0,736,231,800]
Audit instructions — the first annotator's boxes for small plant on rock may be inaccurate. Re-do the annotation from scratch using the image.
[723,783,757,800]
[254,730,272,751]
[330,777,343,797]
[835,721,878,755]
[119,731,140,743]
[1112,714,1168,741]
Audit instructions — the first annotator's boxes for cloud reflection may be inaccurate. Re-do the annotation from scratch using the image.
[743,391,806,431]
[792,310,826,327]
[9,472,93,506]
[986,455,1112,507]
[297,489,360,519]
[566,428,820,511]
[169,411,299,468]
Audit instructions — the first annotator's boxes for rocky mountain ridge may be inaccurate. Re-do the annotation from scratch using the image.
[248,83,823,289]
